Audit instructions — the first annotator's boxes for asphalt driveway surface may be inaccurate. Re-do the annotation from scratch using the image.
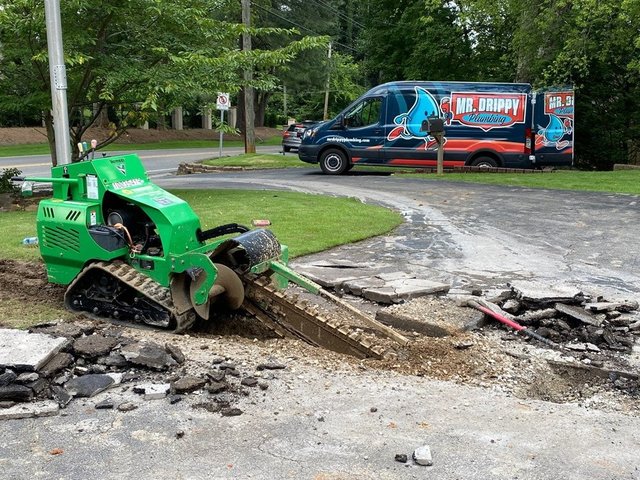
[157,168,640,298]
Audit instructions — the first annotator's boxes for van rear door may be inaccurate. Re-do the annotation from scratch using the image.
[533,89,574,167]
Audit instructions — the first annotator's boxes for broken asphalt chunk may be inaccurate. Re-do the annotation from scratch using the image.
[241,377,258,387]
[0,370,17,387]
[0,384,33,402]
[65,374,114,398]
[256,361,286,371]
[39,352,74,378]
[220,407,243,417]
[73,334,119,358]
[117,402,138,412]
[95,398,114,410]
[0,328,69,372]
[171,376,206,394]
[120,342,177,370]
[51,386,72,408]
[207,382,228,394]
[584,300,639,313]
[555,303,604,327]
[165,343,186,364]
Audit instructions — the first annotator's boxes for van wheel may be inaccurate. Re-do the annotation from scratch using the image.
[320,149,349,175]
[471,156,498,168]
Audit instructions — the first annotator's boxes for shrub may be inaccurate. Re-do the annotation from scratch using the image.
[0,168,21,194]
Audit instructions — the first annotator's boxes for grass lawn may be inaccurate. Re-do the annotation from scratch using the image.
[405,169,640,195]
[202,153,306,169]
[0,136,281,158]
[0,189,402,261]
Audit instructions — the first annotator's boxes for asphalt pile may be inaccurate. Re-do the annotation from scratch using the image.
[0,322,284,416]
[494,285,640,358]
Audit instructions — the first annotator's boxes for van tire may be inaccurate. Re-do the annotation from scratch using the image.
[470,156,498,168]
[320,149,349,175]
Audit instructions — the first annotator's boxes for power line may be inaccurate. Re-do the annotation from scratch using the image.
[252,2,359,54]
[307,0,366,30]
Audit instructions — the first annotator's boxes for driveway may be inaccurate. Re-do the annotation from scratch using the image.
[157,168,640,299]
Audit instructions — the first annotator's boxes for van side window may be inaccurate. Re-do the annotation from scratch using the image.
[344,97,382,128]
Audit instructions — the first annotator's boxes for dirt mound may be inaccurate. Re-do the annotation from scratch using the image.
[0,127,281,146]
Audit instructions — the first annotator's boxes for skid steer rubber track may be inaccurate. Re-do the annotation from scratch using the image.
[243,276,388,359]
[65,261,195,333]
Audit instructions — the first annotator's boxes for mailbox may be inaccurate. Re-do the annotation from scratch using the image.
[427,117,445,135]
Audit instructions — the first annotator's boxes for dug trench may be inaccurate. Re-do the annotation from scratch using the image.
[0,259,638,416]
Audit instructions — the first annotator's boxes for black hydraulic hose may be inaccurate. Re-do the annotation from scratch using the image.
[196,223,250,243]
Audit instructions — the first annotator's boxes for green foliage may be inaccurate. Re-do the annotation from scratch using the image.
[358,0,640,169]
[256,0,364,121]
[0,0,323,162]
[0,168,21,195]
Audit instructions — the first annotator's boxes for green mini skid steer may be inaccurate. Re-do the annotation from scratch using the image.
[23,152,297,333]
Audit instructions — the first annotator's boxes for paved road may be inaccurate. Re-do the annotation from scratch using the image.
[157,168,640,299]
[0,145,282,178]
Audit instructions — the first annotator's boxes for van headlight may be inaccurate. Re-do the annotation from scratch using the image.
[303,128,316,139]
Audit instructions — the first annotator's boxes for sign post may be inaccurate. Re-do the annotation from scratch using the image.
[216,93,230,158]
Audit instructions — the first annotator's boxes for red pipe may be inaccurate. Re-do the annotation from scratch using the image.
[473,303,525,331]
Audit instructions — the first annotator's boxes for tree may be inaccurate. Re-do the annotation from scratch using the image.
[0,0,322,164]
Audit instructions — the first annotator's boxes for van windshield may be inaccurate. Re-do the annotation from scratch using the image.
[344,97,382,128]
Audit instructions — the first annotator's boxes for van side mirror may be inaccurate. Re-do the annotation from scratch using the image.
[337,115,345,128]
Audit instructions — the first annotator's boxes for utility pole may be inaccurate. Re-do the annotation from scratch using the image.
[242,0,256,154]
[323,42,332,120]
[283,85,288,121]
[44,0,71,166]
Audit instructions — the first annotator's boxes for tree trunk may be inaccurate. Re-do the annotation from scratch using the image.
[237,88,246,133]
[255,91,271,128]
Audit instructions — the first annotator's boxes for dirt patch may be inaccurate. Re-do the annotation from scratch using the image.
[1,259,638,413]
[0,127,280,146]
[0,260,65,310]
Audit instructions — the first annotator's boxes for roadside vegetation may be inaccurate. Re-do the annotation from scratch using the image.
[202,153,303,169]
[0,189,402,262]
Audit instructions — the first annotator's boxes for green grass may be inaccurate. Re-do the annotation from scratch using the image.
[0,189,402,261]
[173,189,402,257]
[406,169,640,195]
[0,136,282,158]
[202,153,306,169]
[0,298,75,329]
